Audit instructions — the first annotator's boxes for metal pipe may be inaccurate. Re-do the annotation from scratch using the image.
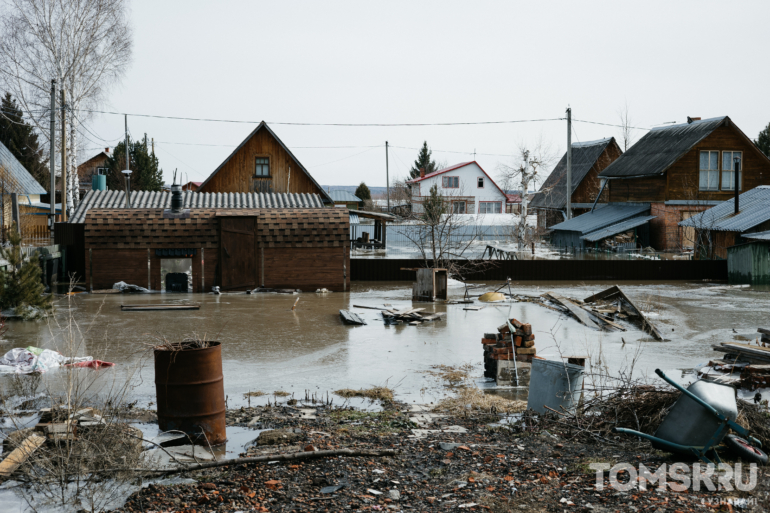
[591,179,608,213]
[734,157,741,215]
[566,107,572,219]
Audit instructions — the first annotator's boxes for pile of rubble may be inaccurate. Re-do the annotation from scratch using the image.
[482,318,535,381]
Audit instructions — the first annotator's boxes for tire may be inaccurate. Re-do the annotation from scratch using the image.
[725,434,769,465]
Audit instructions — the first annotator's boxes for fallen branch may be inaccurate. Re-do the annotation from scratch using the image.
[148,448,399,476]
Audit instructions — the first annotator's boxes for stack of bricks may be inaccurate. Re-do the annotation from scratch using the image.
[482,318,536,379]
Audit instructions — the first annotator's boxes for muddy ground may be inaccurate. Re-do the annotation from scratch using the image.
[111,402,770,513]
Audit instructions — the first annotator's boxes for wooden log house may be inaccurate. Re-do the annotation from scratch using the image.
[599,116,770,251]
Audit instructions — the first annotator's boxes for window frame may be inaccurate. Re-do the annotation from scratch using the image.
[96,167,108,176]
[254,156,270,178]
[442,176,459,189]
[452,201,466,214]
[721,151,743,191]
[477,177,484,188]
[479,201,502,214]
[698,150,719,191]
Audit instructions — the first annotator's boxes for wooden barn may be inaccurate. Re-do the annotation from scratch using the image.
[197,121,333,204]
[69,189,349,292]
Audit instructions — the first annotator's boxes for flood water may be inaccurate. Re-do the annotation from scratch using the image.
[0,280,765,407]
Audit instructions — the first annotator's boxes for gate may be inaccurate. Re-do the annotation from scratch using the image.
[219,216,258,290]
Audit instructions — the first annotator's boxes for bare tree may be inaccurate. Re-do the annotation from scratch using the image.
[618,101,635,151]
[497,141,557,251]
[0,0,133,216]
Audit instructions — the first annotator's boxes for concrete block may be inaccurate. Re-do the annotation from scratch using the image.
[496,361,531,387]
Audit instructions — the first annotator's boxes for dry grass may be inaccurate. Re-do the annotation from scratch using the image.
[424,364,474,387]
[243,391,265,398]
[272,391,290,397]
[333,386,394,402]
[434,387,527,415]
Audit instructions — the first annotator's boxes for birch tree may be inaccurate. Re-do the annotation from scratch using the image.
[497,143,555,251]
[0,0,132,216]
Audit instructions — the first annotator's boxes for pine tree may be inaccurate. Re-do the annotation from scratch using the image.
[409,141,437,179]
[422,184,446,224]
[106,136,164,192]
[354,182,371,201]
[0,223,52,313]
[756,122,770,158]
[0,92,48,188]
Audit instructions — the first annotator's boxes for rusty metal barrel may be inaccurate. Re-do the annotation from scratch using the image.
[154,341,226,445]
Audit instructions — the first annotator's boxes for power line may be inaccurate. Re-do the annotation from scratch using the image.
[74,108,564,127]
[308,146,379,168]
[573,118,650,131]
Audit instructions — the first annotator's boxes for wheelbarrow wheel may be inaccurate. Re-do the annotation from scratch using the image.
[725,435,768,464]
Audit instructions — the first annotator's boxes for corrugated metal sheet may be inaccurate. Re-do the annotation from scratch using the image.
[348,213,360,225]
[599,117,727,178]
[70,190,325,224]
[549,203,650,234]
[0,140,47,195]
[530,138,618,210]
[728,241,770,285]
[678,186,770,232]
[743,230,770,241]
[329,190,362,202]
[581,215,657,242]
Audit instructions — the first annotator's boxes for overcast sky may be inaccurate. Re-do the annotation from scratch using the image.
[82,0,770,189]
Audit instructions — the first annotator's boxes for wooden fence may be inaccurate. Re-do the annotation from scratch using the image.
[350,258,728,282]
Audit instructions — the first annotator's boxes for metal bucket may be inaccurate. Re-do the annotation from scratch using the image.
[154,341,226,445]
[526,358,585,414]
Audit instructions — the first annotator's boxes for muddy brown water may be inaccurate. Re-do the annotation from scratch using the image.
[0,281,766,408]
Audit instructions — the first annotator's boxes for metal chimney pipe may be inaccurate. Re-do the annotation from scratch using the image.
[171,184,183,213]
[734,156,741,215]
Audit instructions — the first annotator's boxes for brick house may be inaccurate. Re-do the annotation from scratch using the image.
[530,137,622,229]
[599,117,770,251]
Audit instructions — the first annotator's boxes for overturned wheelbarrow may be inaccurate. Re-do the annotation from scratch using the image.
[154,341,226,445]
[614,369,766,465]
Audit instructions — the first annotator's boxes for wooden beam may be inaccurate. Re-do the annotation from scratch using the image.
[0,434,45,478]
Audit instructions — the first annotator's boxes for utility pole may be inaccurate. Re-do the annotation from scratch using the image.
[566,106,572,220]
[123,114,132,208]
[61,88,67,222]
[151,137,155,156]
[49,80,56,235]
[385,141,390,212]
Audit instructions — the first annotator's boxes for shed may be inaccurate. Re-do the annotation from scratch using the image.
[679,186,770,258]
[84,207,349,292]
[329,190,363,209]
[727,240,770,285]
[348,209,395,249]
[549,203,652,249]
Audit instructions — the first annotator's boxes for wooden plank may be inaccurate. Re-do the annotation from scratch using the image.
[0,435,45,478]
[121,304,200,311]
[352,305,388,310]
[339,310,366,325]
[584,286,663,341]
[545,292,601,329]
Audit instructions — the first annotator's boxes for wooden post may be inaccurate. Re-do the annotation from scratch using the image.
[10,193,20,235]
[61,89,67,222]
[201,247,205,292]
[89,248,93,292]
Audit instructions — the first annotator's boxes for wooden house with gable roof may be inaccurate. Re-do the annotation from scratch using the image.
[197,121,333,205]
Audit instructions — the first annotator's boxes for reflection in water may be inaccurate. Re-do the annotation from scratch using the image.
[0,281,764,408]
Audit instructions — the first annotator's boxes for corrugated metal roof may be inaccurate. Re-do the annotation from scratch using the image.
[550,203,650,234]
[581,215,656,242]
[407,162,473,183]
[744,230,770,241]
[329,190,362,202]
[679,186,770,232]
[348,213,360,224]
[530,138,619,210]
[0,140,47,195]
[70,190,326,224]
[599,117,728,178]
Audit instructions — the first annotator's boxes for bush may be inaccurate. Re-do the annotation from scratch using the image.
[0,223,52,313]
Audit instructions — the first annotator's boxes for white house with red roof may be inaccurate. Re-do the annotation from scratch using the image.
[407,161,509,215]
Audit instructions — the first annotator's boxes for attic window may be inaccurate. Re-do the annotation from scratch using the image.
[699,151,719,191]
[442,176,459,188]
[255,157,270,177]
[721,151,742,191]
[96,167,108,175]
[477,177,484,188]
